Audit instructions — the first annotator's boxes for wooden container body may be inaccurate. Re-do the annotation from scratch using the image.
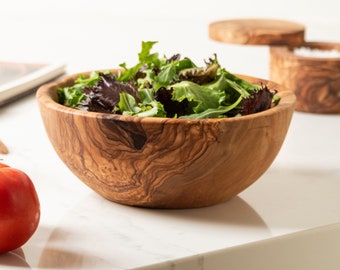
[270,42,340,113]
[37,72,295,208]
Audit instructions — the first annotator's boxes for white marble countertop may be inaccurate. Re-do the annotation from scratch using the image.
[1,0,340,269]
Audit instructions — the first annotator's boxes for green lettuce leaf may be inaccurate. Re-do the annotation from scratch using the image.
[118,41,161,82]
[180,96,243,119]
[171,81,225,114]
[118,89,166,117]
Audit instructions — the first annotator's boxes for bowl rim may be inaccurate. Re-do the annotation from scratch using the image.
[36,70,296,123]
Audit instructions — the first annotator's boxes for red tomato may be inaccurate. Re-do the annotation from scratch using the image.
[0,163,40,253]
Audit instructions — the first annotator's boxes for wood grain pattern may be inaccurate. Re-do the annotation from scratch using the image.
[36,71,295,208]
[270,42,340,113]
[209,19,305,46]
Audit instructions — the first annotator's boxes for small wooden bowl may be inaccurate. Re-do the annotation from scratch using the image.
[270,42,340,113]
[36,71,295,208]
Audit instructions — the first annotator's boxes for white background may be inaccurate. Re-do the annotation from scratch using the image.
[1,0,340,78]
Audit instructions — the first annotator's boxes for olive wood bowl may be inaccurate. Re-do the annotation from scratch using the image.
[36,70,296,208]
[270,42,340,114]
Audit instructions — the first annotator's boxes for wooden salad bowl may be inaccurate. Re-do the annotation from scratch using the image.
[36,70,296,208]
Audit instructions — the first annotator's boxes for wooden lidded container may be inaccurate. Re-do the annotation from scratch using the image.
[209,18,340,114]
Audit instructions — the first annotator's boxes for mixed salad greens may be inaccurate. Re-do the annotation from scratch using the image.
[58,41,280,119]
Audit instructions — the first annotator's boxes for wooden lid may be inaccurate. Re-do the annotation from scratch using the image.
[209,18,305,46]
